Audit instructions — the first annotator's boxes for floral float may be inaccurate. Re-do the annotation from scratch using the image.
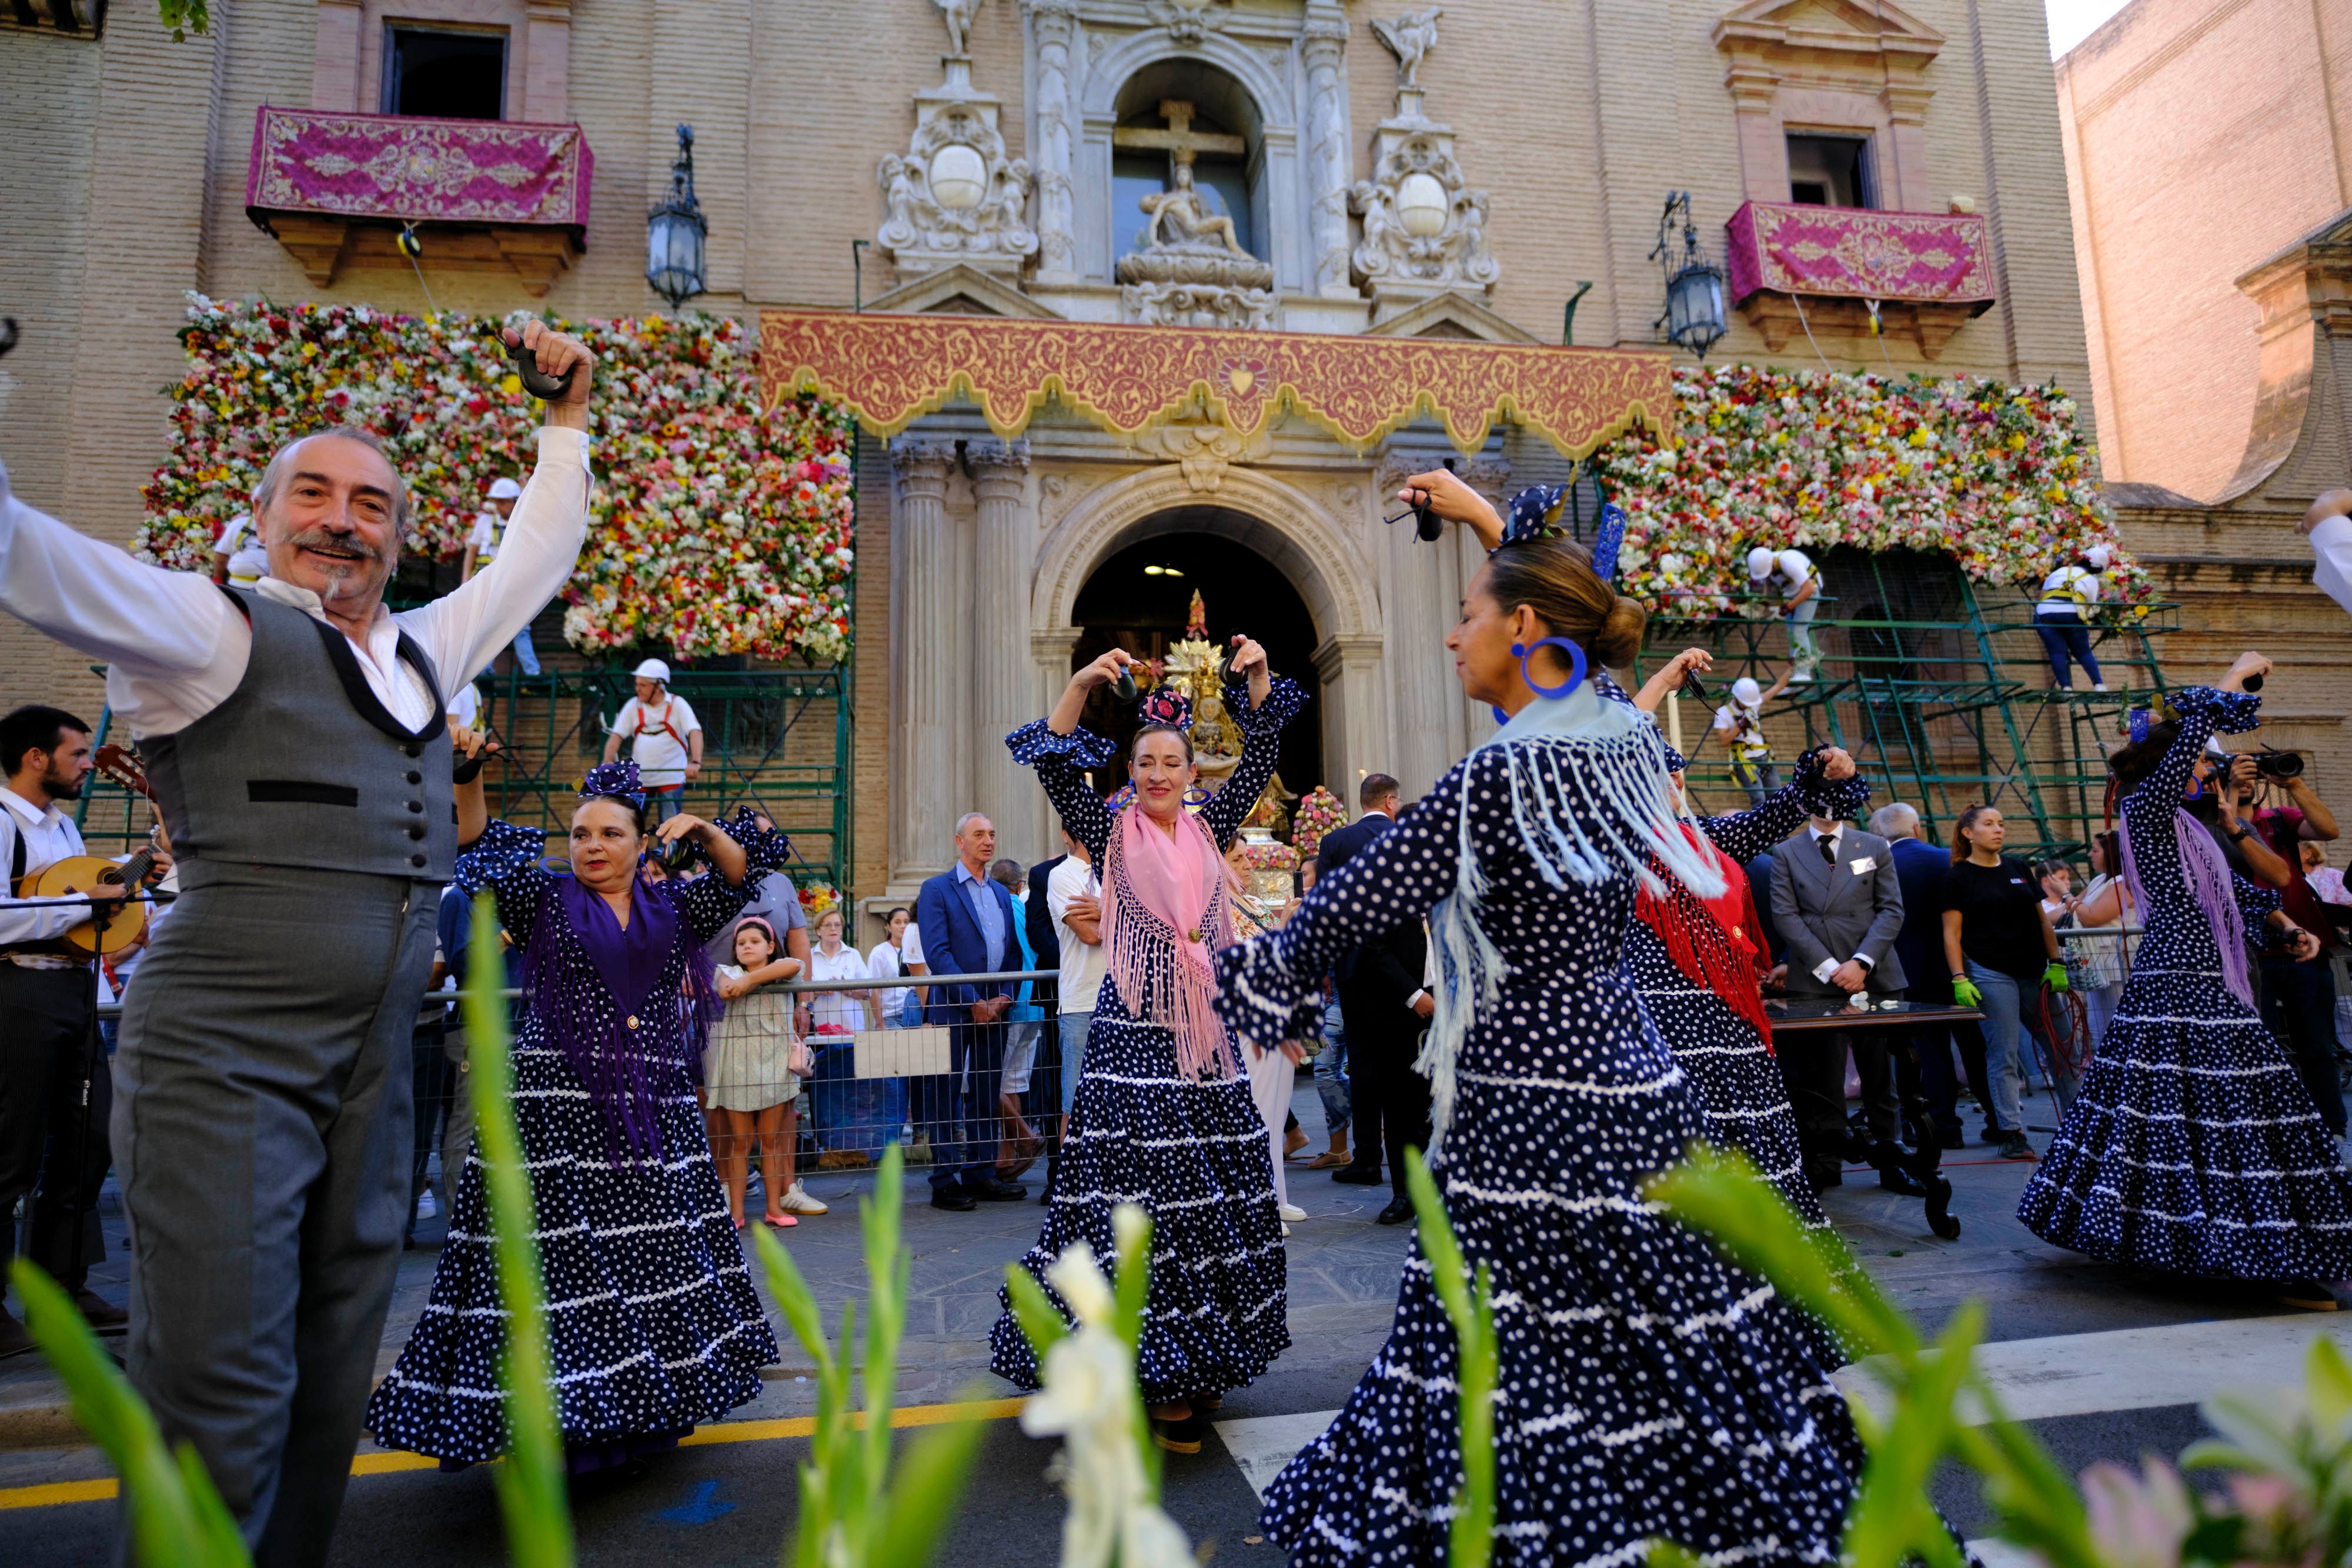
[1291,786,1345,859]
[139,294,856,664]
[1594,365,2151,621]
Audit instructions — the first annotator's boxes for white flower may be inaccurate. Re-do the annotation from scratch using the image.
[1045,1243,1118,1328]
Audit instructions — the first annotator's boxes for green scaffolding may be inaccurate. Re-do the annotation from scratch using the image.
[1632,546,2176,867]
[75,664,854,891]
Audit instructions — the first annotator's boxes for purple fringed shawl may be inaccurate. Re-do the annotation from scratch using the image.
[2119,805,2256,1009]
[523,874,724,1158]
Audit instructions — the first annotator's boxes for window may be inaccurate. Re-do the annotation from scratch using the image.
[1786,133,1875,209]
[382,26,507,120]
[1111,103,1257,258]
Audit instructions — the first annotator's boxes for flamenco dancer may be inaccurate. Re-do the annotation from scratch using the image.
[2017,653,2352,1310]
[1621,644,1869,1233]
[1215,471,1865,1567]
[367,754,786,1467]
[988,638,1303,1456]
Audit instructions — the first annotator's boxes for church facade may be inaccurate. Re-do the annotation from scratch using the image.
[4,0,2096,912]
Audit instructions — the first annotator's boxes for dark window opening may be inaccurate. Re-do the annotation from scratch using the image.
[1785,133,1875,209]
[383,26,506,120]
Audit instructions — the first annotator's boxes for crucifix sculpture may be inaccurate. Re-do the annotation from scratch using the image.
[1112,101,1253,257]
[1110,99,1246,170]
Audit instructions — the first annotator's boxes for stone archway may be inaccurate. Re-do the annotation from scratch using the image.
[1024,463,1388,853]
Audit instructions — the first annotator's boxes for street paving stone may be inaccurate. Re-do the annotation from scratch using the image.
[5,1075,2348,1563]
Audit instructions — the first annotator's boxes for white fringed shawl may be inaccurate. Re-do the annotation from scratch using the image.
[1418,682,1728,1156]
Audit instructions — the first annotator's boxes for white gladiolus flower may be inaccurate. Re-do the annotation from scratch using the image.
[1021,1222,1196,1568]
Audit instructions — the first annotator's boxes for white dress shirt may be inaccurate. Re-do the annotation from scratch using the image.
[806,941,871,1034]
[1803,821,1875,983]
[0,427,592,740]
[1,785,91,952]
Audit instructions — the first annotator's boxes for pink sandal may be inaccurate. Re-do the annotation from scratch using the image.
[762,1212,798,1229]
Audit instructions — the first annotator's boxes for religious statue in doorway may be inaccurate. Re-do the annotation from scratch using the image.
[1138,161,1254,260]
[1151,589,1245,779]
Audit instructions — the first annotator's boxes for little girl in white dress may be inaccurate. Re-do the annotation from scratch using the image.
[710,916,818,1229]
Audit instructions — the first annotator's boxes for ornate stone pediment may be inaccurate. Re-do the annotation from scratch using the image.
[1365,290,1540,343]
[876,57,1038,279]
[1710,0,1944,63]
[861,262,1064,318]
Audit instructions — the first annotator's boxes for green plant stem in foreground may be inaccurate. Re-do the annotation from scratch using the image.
[1402,1149,1498,1568]
[9,1259,250,1567]
[466,891,575,1568]
[755,1142,984,1568]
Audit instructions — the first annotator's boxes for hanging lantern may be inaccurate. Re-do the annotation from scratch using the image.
[645,123,708,312]
[1649,190,1728,360]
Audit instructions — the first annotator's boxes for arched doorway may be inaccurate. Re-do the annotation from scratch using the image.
[1070,527,1322,800]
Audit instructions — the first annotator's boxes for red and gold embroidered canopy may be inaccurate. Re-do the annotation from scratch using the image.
[758,310,1672,457]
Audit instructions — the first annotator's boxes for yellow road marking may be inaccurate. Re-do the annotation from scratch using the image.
[0,1397,1028,1511]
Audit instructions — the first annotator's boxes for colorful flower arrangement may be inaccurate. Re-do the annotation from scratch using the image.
[1231,838,1299,873]
[796,881,846,923]
[139,295,856,664]
[1291,787,1345,857]
[1593,365,2151,619]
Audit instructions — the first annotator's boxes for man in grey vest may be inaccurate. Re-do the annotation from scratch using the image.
[0,322,594,1566]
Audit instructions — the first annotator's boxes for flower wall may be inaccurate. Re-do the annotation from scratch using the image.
[1596,365,2150,618]
[140,295,855,664]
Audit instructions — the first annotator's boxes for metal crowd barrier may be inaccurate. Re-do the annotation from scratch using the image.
[95,968,1079,1188]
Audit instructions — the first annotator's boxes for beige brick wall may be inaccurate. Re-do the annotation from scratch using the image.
[2060,0,2352,500]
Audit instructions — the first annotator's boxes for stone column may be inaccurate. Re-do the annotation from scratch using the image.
[1315,634,1391,808]
[1024,0,1081,284]
[1030,626,1084,854]
[969,439,1037,857]
[889,439,961,887]
[1302,5,1355,300]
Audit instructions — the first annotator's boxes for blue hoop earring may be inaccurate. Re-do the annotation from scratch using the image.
[1182,784,1212,808]
[1510,637,1588,700]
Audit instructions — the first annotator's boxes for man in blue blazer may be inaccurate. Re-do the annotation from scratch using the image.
[1872,803,1993,1148]
[914,811,1028,1211]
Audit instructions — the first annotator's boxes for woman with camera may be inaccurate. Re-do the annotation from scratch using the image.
[2019,653,2352,1310]
[1213,474,1866,1568]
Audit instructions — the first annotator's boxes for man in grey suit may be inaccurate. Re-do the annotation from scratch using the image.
[1770,808,1924,1194]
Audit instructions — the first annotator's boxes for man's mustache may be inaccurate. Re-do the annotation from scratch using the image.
[283,527,386,566]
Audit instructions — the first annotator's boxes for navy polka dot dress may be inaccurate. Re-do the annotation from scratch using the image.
[366,817,784,1465]
[1626,760,1867,1238]
[987,678,1302,1406]
[1218,735,1863,1567]
[2018,686,2352,1279]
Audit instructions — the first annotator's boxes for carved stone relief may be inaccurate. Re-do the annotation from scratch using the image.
[1351,11,1499,317]
[876,44,1037,278]
[1130,418,1275,492]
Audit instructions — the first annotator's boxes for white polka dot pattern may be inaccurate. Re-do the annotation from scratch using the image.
[2019,688,2352,1278]
[366,817,785,1462]
[1215,745,1867,1566]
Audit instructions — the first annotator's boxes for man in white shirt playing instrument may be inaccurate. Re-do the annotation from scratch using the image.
[0,706,166,1355]
[0,319,594,1567]
[603,657,703,823]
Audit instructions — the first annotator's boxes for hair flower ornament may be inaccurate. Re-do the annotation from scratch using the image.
[579,759,646,807]
[1500,484,1571,548]
[1138,686,1193,731]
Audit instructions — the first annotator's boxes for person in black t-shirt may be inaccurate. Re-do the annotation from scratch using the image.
[1939,804,2070,1160]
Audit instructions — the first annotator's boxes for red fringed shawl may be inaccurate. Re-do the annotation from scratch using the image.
[1635,825,1776,1051]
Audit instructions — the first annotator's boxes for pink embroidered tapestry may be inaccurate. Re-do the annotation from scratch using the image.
[246,107,593,229]
[1723,201,1995,305]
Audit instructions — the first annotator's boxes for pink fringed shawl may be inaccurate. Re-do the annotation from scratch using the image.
[2119,805,2257,1009]
[1104,804,1241,1080]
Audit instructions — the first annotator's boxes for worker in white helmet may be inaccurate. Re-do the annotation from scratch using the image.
[2034,543,2113,692]
[1746,544,1820,683]
[465,475,542,678]
[1712,664,1797,806]
[603,656,704,822]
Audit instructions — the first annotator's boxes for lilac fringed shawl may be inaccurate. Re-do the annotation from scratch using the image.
[2119,805,2256,1009]
[523,874,724,1158]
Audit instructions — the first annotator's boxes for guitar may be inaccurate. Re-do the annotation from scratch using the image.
[9,745,166,958]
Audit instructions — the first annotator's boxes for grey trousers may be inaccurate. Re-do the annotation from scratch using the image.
[114,862,439,1568]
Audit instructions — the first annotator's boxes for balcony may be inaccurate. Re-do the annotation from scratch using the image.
[1723,200,1996,360]
[245,106,593,297]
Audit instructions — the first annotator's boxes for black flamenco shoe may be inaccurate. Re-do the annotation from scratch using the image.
[1151,1410,1208,1454]
[1375,1196,1414,1225]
